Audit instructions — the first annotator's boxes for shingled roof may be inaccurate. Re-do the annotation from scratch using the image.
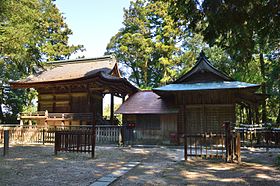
[11,56,117,85]
[115,90,178,114]
[10,56,138,93]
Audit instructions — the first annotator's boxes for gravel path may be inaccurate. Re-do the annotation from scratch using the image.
[1,145,279,186]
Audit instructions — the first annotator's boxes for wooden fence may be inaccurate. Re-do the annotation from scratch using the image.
[0,125,122,145]
[184,133,226,159]
[184,122,241,163]
[96,125,122,144]
[54,129,95,158]
[235,125,280,148]
[0,126,45,144]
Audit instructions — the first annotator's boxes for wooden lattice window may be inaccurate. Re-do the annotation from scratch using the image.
[185,104,234,134]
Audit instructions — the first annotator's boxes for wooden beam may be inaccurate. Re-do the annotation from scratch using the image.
[52,91,56,112]
[110,93,114,122]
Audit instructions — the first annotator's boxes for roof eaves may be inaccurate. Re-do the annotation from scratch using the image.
[153,82,260,92]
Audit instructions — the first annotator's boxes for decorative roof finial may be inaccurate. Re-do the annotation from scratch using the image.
[200,50,205,58]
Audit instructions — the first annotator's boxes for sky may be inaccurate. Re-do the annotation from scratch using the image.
[55,1,131,107]
[55,0,130,59]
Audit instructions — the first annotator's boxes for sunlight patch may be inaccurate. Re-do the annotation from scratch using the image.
[256,173,273,180]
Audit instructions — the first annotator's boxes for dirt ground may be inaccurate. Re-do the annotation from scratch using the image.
[0,144,279,186]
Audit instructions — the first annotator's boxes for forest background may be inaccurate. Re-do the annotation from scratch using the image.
[0,0,279,124]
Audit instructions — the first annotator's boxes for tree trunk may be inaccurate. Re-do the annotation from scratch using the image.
[259,53,267,123]
[0,86,4,124]
[131,67,140,87]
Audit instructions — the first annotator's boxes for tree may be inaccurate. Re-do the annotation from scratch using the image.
[0,0,84,123]
[106,0,183,88]
[167,0,280,123]
[106,0,231,90]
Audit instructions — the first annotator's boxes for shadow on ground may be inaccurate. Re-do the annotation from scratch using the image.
[0,145,279,186]
[112,148,280,186]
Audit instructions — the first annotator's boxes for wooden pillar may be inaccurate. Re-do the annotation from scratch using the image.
[52,92,56,113]
[91,114,96,158]
[3,129,9,156]
[182,103,187,161]
[68,86,72,113]
[236,132,241,163]
[120,95,126,145]
[248,106,252,124]
[184,134,187,161]
[38,96,41,111]
[87,85,91,113]
[110,93,114,123]
[255,105,260,124]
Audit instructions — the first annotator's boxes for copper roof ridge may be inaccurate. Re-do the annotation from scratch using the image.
[47,55,115,65]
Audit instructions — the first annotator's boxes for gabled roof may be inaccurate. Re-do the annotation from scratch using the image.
[115,90,178,114]
[12,56,117,85]
[174,51,232,83]
[153,52,260,95]
[10,55,138,94]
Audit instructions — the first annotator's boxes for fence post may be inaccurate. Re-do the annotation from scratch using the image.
[91,124,96,159]
[118,126,123,146]
[265,129,270,152]
[54,131,58,155]
[184,134,187,161]
[3,129,9,156]
[224,121,231,162]
[42,128,45,145]
[236,132,241,163]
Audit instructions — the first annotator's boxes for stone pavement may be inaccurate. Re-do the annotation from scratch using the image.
[89,161,141,186]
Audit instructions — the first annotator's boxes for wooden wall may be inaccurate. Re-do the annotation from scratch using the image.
[37,88,102,115]
[183,104,235,134]
[176,90,236,135]
[176,90,235,105]
[125,114,177,144]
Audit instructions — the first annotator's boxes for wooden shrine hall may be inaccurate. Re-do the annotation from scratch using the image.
[116,52,265,144]
[10,56,138,126]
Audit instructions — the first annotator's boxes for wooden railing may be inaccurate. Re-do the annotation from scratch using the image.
[19,112,94,126]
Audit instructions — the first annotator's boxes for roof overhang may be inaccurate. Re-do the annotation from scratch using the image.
[153,81,260,95]
[10,72,138,95]
[115,91,179,114]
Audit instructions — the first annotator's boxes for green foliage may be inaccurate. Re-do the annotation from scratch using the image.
[106,0,183,88]
[166,0,280,123]
[103,103,122,125]
[200,0,280,123]
[0,0,84,123]
[107,0,280,123]
[106,0,235,89]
